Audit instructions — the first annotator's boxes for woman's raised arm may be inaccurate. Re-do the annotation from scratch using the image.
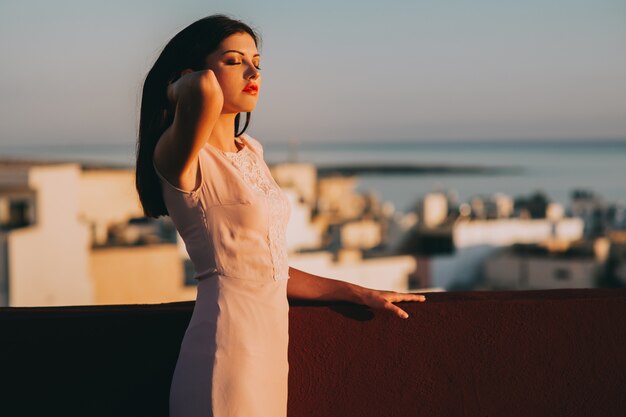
[153,69,224,192]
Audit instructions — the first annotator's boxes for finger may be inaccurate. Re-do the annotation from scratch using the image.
[389,292,426,303]
[384,301,409,319]
[406,293,426,302]
[396,307,409,319]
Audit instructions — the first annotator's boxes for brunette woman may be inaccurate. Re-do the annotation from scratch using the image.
[136,14,426,417]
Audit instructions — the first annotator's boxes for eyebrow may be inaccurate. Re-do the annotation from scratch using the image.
[222,49,260,58]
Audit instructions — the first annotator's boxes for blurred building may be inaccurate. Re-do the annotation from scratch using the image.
[396,190,586,290]
[569,188,626,238]
[272,163,429,293]
[469,192,515,220]
[481,238,609,290]
[0,160,93,306]
[79,166,145,245]
[270,162,317,206]
[1,157,432,306]
[605,230,626,287]
[0,159,194,307]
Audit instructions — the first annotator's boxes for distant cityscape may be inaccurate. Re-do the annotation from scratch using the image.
[0,151,624,307]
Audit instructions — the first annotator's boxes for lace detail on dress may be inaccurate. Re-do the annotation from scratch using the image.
[222,147,291,281]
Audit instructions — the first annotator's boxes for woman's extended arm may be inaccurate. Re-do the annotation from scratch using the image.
[287,266,426,319]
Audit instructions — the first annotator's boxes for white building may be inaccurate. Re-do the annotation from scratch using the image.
[0,159,193,307]
[0,160,93,306]
[413,217,585,289]
[482,238,608,290]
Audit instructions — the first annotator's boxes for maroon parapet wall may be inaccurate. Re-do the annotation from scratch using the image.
[1,289,625,417]
[288,289,626,417]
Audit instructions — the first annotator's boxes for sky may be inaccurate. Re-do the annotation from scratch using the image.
[0,0,625,146]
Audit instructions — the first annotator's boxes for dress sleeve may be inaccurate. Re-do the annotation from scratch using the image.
[152,154,203,196]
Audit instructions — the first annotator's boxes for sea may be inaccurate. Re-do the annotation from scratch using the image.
[1,138,625,213]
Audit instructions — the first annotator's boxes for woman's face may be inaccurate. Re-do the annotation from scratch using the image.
[204,32,261,114]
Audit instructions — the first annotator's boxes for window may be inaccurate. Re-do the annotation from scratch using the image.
[553,267,571,281]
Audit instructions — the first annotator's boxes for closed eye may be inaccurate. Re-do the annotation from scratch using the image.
[227,61,261,70]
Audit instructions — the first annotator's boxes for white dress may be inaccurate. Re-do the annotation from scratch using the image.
[154,133,292,417]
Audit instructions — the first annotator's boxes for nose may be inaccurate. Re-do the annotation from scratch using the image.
[246,64,260,80]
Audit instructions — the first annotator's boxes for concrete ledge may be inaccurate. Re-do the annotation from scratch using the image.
[1,288,625,416]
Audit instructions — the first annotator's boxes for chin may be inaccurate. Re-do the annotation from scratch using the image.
[239,104,258,113]
[225,100,258,114]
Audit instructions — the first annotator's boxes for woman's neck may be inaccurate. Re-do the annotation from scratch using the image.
[207,113,239,152]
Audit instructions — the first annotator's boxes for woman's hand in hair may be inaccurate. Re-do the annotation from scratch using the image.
[155,68,225,191]
[167,69,224,116]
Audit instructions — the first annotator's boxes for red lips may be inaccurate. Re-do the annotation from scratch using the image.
[243,83,258,93]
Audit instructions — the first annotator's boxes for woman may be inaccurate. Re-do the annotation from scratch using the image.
[136,14,427,417]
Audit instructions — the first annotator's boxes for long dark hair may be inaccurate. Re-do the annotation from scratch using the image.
[136,14,261,218]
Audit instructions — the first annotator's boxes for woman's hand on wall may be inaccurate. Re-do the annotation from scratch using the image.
[287,267,426,320]
[355,288,426,319]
